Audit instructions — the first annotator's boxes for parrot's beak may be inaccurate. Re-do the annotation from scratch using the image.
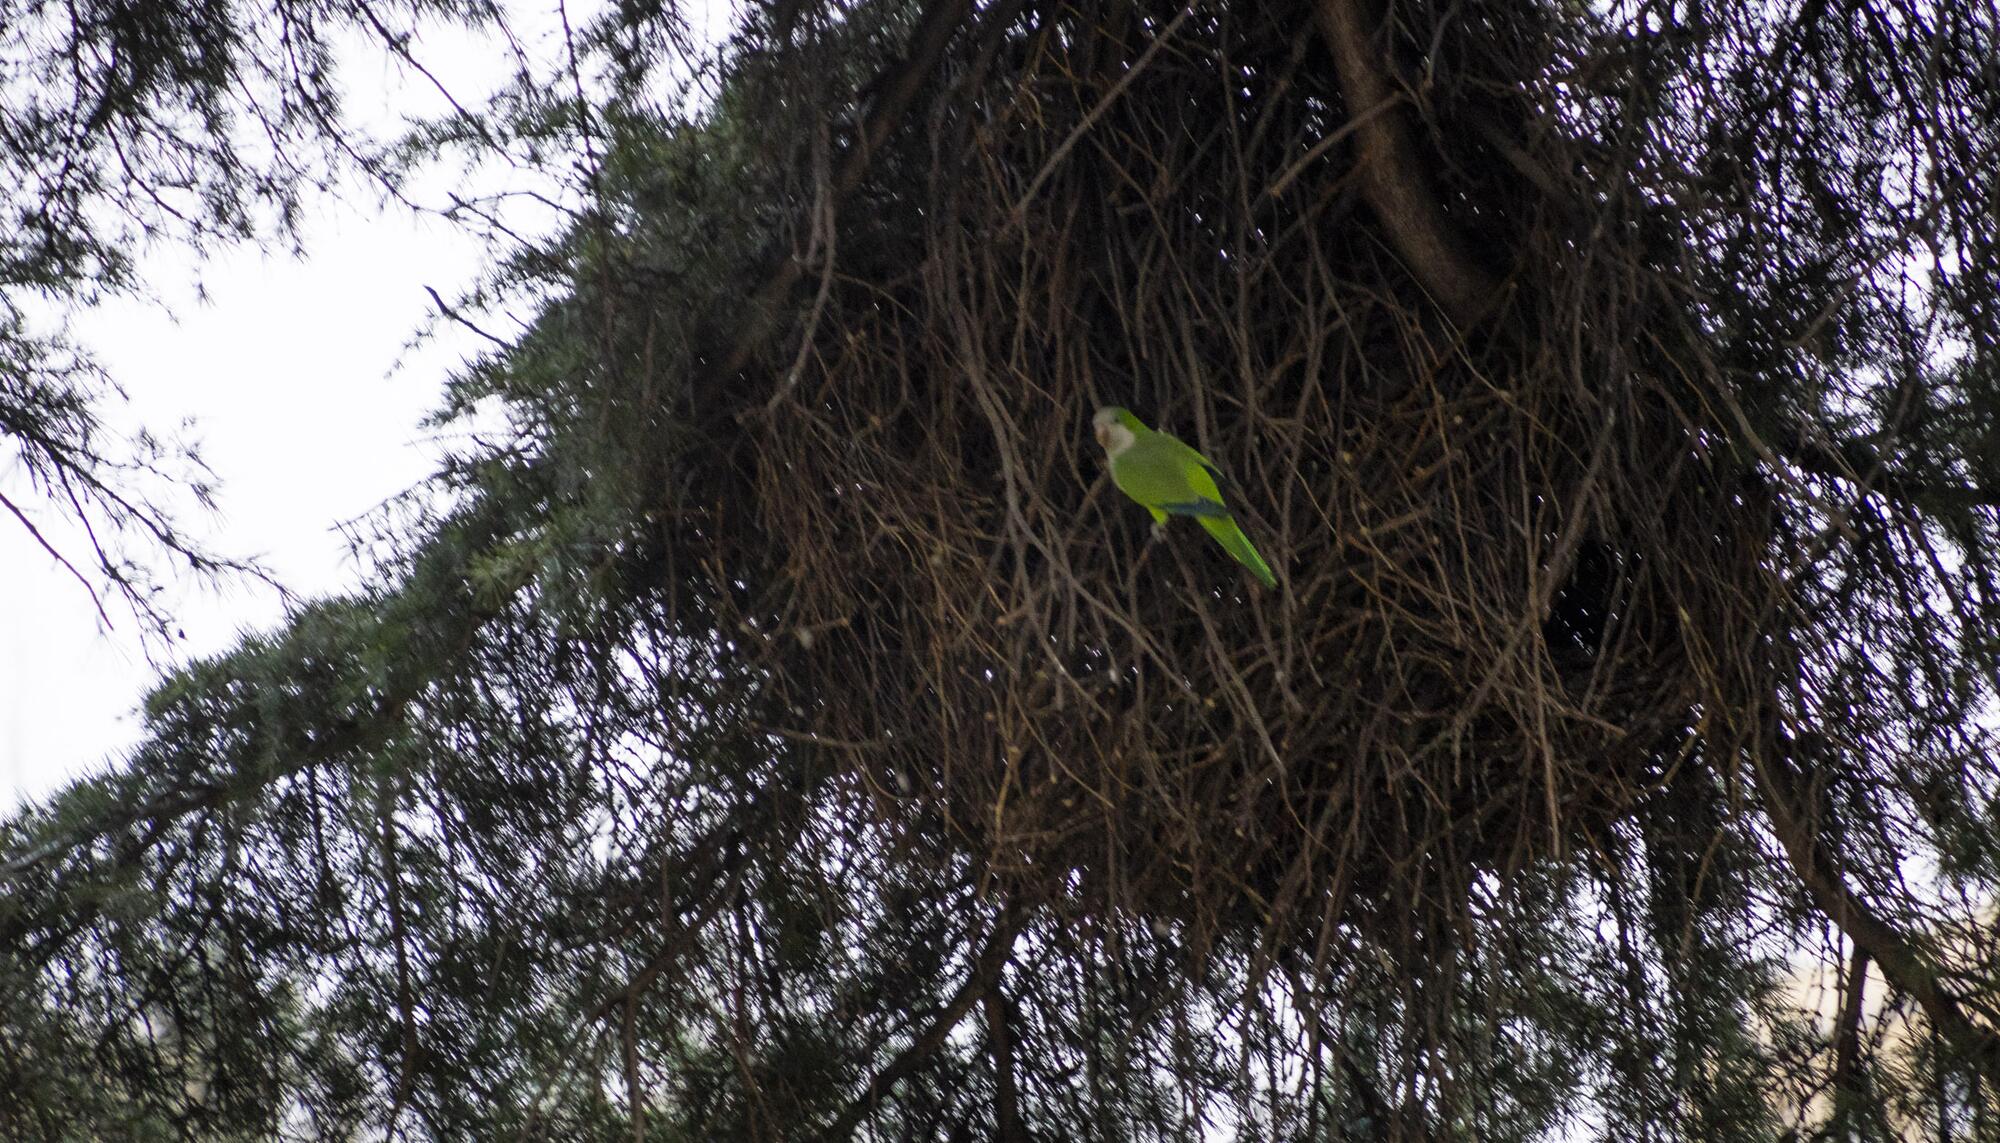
[1093,424,1111,450]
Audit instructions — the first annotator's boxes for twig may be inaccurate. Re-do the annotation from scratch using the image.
[425,285,512,349]
[0,486,113,629]
[1004,4,1196,231]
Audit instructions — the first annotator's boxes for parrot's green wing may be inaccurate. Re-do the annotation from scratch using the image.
[1109,434,1230,518]
[1107,427,1278,587]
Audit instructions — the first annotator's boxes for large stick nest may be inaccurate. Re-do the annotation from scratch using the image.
[681,0,1778,953]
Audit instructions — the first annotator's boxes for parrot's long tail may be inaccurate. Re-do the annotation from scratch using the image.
[1199,515,1278,588]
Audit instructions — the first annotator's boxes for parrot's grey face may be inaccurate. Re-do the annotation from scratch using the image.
[1092,408,1136,456]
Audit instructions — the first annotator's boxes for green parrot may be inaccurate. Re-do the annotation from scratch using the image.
[1092,405,1277,588]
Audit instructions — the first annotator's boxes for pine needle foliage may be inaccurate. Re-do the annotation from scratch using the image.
[0,0,502,637]
[5,0,2000,1138]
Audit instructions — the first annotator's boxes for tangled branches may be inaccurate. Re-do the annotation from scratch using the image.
[691,0,1765,959]
[622,0,2000,1112]
[10,0,1996,1133]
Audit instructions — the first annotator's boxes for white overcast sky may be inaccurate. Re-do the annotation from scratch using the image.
[1,205,485,806]
[0,2,733,809]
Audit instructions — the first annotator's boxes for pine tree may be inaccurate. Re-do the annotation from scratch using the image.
[5,0,2000,1138]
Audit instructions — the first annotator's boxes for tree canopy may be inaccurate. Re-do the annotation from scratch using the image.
[0,0,501,633]
[5,0,2000,1138]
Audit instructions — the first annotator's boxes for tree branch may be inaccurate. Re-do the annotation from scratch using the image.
[725,0,978,380]
[1311,0,1499,326]
[1828,944,1872,1135]
[0,485,113,629]
[816,911,1023,1142]
[1752,747,2000,1088]
[1779,427,2000,510]
[985,987,1028,1143]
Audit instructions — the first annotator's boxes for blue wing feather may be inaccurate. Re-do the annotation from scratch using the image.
[1158,498,1230,519]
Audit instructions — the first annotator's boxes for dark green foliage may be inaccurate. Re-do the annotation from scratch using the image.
[5,0,2000,1138]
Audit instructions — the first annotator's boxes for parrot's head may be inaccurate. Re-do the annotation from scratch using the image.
[1092,406,1146,456]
